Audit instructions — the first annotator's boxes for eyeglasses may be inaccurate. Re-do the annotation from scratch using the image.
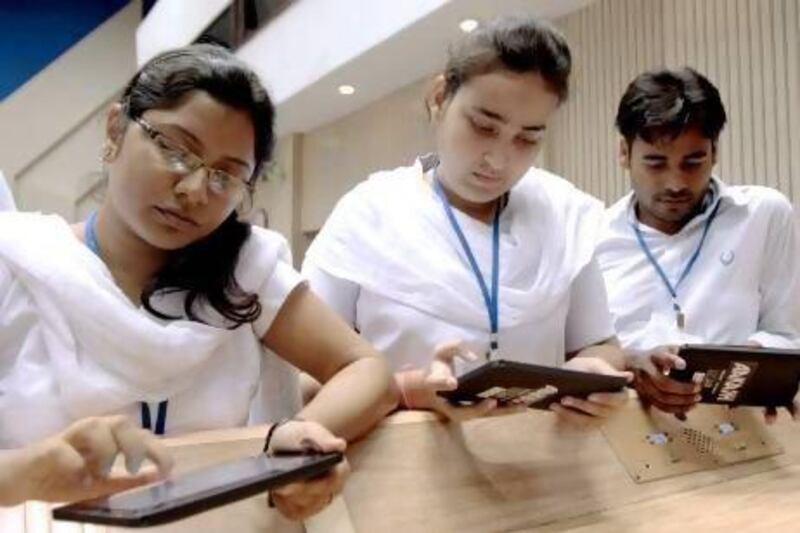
[132,116,251,201]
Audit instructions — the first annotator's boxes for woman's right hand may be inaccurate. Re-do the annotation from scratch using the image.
[397,340,523,422]
[1,416,173,506]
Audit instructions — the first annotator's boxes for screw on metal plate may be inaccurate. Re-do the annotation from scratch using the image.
[716,421,737,436]
[645,432,670,445]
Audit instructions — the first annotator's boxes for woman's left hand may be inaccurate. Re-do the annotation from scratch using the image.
[265,420,350,521]
[550,357,633,429]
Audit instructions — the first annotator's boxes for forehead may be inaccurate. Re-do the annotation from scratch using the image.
[452,69,561,124]
[145,91,254,141]
[141,91,256,169]
[632,127,714,156]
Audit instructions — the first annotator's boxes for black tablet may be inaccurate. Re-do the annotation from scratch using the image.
[669,344,800,407]
[438,359,628,409]
[52,452,343,528]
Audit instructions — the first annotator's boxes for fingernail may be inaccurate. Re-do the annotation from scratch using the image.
[694,395,702,402]
[561,398,573,407]
[126,454,144,474]
[300,437,322,452]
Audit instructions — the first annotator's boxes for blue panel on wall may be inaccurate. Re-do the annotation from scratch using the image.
[0,0,130,101]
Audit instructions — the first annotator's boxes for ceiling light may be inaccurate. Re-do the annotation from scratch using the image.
[338,84,355,95]
[459,19,479,33]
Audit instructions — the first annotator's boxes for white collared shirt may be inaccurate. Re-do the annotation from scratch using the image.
[597,178,800,351]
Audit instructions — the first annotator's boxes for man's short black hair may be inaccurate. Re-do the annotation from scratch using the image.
[616,67,727,147]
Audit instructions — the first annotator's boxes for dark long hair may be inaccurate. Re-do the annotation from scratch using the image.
[118,44,275,327]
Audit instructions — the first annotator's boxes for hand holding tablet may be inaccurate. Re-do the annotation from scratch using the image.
[669,344,800,418]
[53,452,343,527]
[438,358,629,416]
[54,418,349,526]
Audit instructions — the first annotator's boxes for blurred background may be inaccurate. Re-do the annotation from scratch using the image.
[0,0,797,265]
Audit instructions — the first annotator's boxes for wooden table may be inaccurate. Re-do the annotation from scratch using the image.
[5,406,800,532]
[320,408,800,532]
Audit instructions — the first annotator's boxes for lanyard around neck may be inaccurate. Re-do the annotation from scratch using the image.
[630,198,722,329]
[84,212,169,435]
[433,169,501,359]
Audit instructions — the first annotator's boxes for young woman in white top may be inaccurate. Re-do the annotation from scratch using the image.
[303,17,630,426]
[0,45,396,520]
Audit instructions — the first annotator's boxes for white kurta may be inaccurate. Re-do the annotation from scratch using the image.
[0,213,303,447]
[302,158,614,375]
[597,178,800,352]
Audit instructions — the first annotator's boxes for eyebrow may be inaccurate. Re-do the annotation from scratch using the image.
[683,150,708,159]
[642,150,708,161]
[160,123,253,171]
[474,106,547,132]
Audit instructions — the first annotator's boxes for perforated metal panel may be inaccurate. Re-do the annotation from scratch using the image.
[602,397,783,482]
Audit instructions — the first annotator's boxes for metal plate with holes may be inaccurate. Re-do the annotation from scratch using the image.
[601,399,783,483]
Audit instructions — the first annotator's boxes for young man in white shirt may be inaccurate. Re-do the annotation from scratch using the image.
[597,67,800,420]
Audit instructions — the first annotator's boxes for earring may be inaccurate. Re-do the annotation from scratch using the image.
[100,142,117,162]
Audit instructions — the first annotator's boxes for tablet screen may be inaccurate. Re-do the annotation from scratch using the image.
[53,452,342,526]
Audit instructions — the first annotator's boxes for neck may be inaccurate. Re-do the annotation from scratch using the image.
[635,201,708,236]
[635,207,686,235]
[435,170,497,224]
[90,206,168,301]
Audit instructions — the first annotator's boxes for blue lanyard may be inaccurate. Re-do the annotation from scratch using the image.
[84,212,169,435]
[630,198,722,329]
[433,171,501,359]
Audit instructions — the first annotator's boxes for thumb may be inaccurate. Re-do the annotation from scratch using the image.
[651,350,686,371]
[79,470,163,501]
[426,360,458,391]
[433,340,469,364]
[297,424,347,454]
[617,370,635,384]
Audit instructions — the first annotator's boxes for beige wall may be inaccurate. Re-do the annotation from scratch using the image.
[0,1,140,218]
[548,0,800,205]
[292,0,800,252]
[250,135,306,267]
[300,77,434,233]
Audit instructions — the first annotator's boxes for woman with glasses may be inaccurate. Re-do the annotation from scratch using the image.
[0,44,396,520]
[302,17,631,424]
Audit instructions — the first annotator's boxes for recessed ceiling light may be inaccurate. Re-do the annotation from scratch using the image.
[338,84,355,95]
[459,19,479,33]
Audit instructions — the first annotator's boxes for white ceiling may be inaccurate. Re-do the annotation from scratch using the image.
[263,0,596,135]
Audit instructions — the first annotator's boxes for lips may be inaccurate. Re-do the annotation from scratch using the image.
[472,171,504,184]
[153,206,199,231]
[656,195,693,205]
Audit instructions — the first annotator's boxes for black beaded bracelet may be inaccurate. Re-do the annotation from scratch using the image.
[263,418,291,455]
[264,417,303,508]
